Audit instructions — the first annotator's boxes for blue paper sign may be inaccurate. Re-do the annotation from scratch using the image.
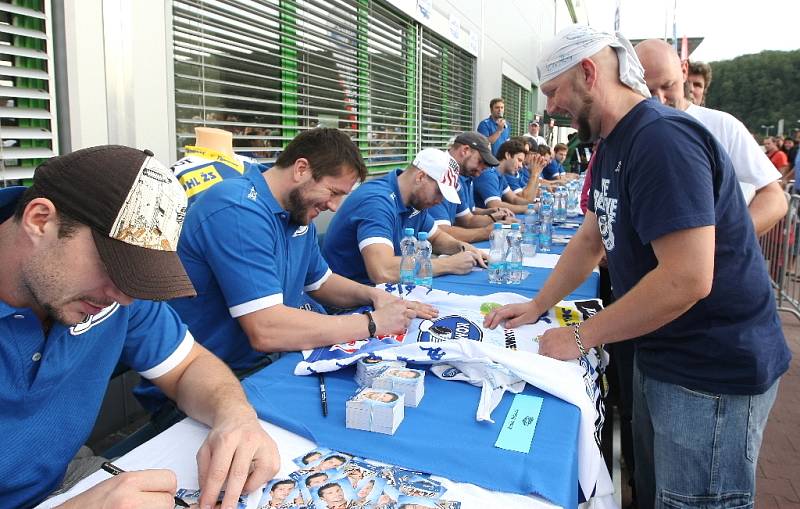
[494,394,544,454]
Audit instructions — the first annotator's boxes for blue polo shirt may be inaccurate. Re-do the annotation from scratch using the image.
[473,168,512,208]
[518,166,531,186]
[542,159,565,180]
[428,175,475,226]
[503,170,524,193]
[0,188,192,507]
[323,169,437,285]
[477,117,511,156]
[589,99,790,395]
[136,166,330,410]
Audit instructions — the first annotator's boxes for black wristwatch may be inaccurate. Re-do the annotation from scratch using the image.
[363,310,377,337]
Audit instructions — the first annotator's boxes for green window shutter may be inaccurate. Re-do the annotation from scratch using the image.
[0,0,58,184]
[172,0,419,175]
[419,27,474,150]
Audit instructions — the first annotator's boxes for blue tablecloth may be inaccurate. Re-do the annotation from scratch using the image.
[243,352,580,508]
[438,221,598,300]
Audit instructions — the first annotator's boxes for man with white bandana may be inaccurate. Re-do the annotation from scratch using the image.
[484,25,790,508]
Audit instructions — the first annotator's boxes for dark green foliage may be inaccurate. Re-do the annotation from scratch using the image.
[704,50,800,138]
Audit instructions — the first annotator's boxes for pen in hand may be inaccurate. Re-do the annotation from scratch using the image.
[100,462,190,507]
[318,373,328,417]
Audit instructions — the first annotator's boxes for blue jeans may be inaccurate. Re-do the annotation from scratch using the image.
[632,360,779,509]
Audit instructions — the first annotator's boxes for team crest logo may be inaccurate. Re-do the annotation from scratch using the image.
[417,315,483,343]
[69,303,121,335]
[292,225,309,237]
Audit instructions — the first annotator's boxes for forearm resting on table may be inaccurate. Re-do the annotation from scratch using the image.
[239,306,370,351]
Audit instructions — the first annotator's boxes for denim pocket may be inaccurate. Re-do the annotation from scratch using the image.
[660,488,753,509]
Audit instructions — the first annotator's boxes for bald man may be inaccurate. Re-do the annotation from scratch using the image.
[635,39,786,235]
[484,26,789,508]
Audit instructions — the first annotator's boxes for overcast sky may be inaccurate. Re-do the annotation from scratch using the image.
[574,0,800,62]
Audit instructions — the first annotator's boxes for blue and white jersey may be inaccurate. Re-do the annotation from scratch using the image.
[323,169,437,285]
[504,170,525,194]
[518,166,531,187]
[171,145,265,208]
[149,166,330,394]
[0,189,192,507]
[473,168,512,208]
[428,175,475,226]
[477,117,511,156]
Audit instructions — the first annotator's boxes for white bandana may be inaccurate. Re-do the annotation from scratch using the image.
[537,24,651,99]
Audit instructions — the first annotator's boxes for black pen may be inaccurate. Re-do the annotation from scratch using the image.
[318,373,328,417]
[101,461,190,507]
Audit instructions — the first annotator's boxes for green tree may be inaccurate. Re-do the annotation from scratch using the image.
[705,49,800,138]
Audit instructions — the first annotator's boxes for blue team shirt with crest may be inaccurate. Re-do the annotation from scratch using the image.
[428,174,475,225]
[473,168,512,208]
[323,169,436,285]
[588,99,789,395]
[0,187,192,507]
[136,166,330,409]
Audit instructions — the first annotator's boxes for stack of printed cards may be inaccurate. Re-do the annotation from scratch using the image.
[355,357,406,387]
[254,446,460,509]
[372,367,426,407]
[346,387,404,435]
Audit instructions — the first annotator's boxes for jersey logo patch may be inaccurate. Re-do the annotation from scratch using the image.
[69,303,121,336]
[292,225,309,237]
[247,186,258,201]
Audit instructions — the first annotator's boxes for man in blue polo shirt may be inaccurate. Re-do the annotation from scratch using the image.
[0,146,279,509]
[485,26,790,508]
[477,97,511,156]
[473,139,541,214]
[428,132,518,243]
[323,148,488,285]
[540,142,569,185]
[152,129,433,409]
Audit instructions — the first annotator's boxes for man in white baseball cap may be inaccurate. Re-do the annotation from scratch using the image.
[324,148,488,285]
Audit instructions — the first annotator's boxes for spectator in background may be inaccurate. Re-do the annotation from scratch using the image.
[765,136,790,176]
[477,97,510,156]
[636,39,786,235]
[687,60,712,106]
[522,120,546,147]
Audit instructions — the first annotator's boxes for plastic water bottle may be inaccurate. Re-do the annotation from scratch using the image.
[555,186,567,222]
[504,223,523,284]
[488,223,506,284]
[566,180,580,216]
[414,231,433,288]
[541,190,554,210]
[399,227,416,285]
[540,204,553,253]
[522,204,539,259]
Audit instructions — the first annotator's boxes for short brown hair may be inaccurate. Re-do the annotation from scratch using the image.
[275,128,367,182]
[536,144,552,156]
[688,61,713,91]
[489,97,504,109]
[13,186,81,238]
[553,143,568,153]
[497,139,526,160]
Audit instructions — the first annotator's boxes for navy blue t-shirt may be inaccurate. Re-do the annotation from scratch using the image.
[589,99,789,395]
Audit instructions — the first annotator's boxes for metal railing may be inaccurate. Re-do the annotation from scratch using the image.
[759,191,800,320]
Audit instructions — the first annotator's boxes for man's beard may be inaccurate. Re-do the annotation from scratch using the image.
[576,92,595,142]
[286,185,312,225]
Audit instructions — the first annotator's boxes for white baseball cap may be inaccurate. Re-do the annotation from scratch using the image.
[412,148,461,204]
